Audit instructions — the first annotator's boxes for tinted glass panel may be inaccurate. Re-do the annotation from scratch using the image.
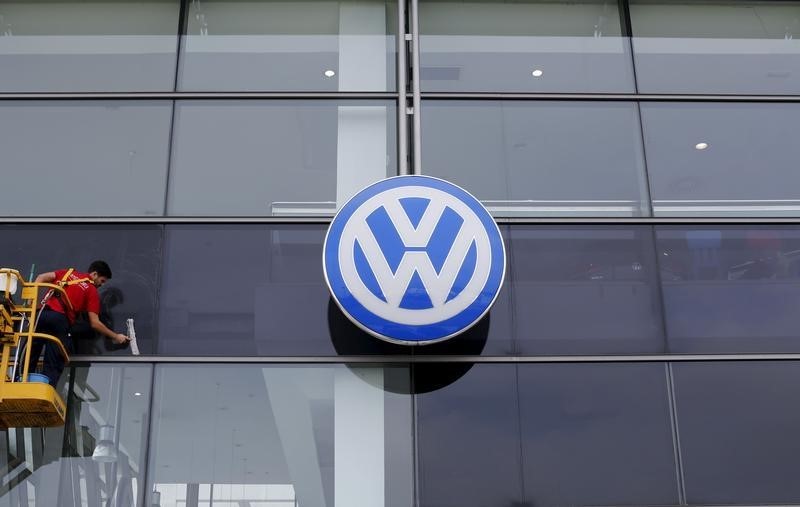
[0,101,172,217]
[631,0,800,94]
[657,226,800,353]
[519,363,678,506]
[673,361,800,504]
[511,226,665,354]
[167,100,397,216]
[158,224,512,356]
[417,364,523,507]
[147,364,412,507]
[642,103,800,216]
[421,101,649,217]
[0,364,152,506]
[179,0,396,91]
[419,0,634,92]
[0,225,163,355]
[0,1,179,92]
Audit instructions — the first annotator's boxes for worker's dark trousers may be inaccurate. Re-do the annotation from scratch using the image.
[28,308,72,387]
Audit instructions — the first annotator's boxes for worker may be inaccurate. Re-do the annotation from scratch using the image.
[28,260,129,387]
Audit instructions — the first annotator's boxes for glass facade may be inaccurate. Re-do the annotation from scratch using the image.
[1,0,797,505]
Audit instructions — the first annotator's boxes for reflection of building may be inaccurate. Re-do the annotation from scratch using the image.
[2,0,800,505]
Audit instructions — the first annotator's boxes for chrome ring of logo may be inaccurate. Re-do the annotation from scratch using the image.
[323,175,506,345]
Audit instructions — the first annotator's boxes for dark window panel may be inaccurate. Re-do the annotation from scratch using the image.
[510,226,666,354]
[0,101,172,217]
[642,103,800,217]
[673,361,800,504]
[167,100,397,216]
[417,364,524,507]
[178,0,396,92]
[421,101,649,217]
[0,225,163,355]
[419,0,634,92]
[631,0,800,94]
[657,226,800,353]
[0,1,179,92]
[519,363,679,506]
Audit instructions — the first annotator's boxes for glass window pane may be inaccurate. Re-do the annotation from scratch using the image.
[147,364,412,507]
[631,0,800,94]
[511,226,666,354]
[0,101,172,217]
[167,100,397,216]
[643,103,800,217]
[179,0,397,92]
[421,101,649,217]
[0,225,163,355]
[0,1,179,92]
[673,361,800,504]
[519,363,678,506]
[657,226,800,353]
[419,0,634,92]
[417,364,523,507]
[0,364,152,506]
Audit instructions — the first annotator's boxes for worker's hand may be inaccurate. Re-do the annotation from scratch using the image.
[112,333,130,344]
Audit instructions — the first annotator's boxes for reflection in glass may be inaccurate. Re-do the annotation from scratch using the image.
[510,226,665,354]
[179,0,396,91]
[657,226,800,352]
[0,0,179,92]
[0,364,152,506]
[158,224,338,356]
[631,0,800,94]
[167,101,396,216]
[421,101,649,217]
[419,0,634,92]
[673,361,800,503]
[642,103,800,216]
[147,364,412,507]
[0,101,172,217]
[518,363,678,506]
[0,225,163,356]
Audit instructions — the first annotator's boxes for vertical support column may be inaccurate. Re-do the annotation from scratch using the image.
[397,0,409,175]
[335,367,385,507]
[410,0,422,174]
[337,3,389,205]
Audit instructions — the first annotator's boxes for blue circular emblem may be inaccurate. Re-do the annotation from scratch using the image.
[323,175,506,345]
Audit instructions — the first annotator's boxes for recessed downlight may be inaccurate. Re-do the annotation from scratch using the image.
[695,142,709,150]
[324,69,336,78]
[531,69,544,77]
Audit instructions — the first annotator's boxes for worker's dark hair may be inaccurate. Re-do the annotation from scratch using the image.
[88,260,112,279]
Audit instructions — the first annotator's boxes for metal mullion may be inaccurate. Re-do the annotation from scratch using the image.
[0,92,398,100]
[70,353,800,364]
[397,0,409,175]
[9,216,800,224]
[410,0,422,174]
[421,93,800,102]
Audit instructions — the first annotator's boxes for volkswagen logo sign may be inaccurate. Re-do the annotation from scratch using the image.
[323,175,506,345]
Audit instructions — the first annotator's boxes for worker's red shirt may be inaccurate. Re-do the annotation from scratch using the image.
[44,269,100,324]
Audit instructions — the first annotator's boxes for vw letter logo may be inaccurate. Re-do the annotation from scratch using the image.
[323,175,505,345]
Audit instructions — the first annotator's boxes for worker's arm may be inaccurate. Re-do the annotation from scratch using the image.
[34,272,56,284]
[87,312,129,344]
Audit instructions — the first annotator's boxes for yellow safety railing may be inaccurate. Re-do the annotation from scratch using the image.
[0,268,70,385]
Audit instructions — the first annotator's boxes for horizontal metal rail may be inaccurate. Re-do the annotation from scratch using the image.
[8,216,800,225]
[0,92,398,100]
[422,93,800,102]
[70,353,800,364]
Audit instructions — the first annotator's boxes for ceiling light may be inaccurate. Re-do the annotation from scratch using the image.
[92,425,118,463]
[531,69,543,77]
[324,69,336,78]
[134,392,142,397]
[695,142,709,150]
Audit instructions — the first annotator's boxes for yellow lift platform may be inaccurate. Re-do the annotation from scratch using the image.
[0,268,69,429]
